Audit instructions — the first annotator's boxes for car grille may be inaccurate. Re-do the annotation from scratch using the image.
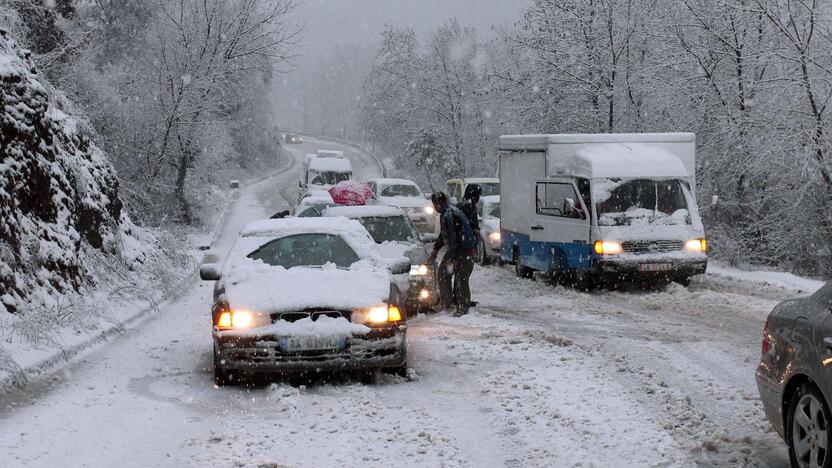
[403,206,423,215]
[621,240,684,254]
[269,309,351,323]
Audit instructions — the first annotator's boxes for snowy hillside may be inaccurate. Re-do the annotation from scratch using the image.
[0,29,123,313]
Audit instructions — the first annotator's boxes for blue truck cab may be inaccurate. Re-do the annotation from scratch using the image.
[498,133,707,287]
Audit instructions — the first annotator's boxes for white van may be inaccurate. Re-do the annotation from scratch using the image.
[498,133,707,287]
[300,155,353,190]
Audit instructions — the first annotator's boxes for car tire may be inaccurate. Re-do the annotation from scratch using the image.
[674,275,691,287]
[213,344,233,387]
[477,239,491,266]
[787,382,832,468]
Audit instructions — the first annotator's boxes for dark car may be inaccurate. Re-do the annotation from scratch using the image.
[199,218,409,385]
[757,282,832,468]
[284,133,303,144]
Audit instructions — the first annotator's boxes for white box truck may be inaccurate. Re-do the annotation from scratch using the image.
[498,133,707,287]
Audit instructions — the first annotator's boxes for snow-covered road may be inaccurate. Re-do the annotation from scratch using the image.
[0,138,795,467]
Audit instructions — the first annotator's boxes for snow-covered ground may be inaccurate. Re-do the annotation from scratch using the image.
[0,137,814,467]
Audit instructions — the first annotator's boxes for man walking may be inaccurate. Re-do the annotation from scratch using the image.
[428,192,477,316]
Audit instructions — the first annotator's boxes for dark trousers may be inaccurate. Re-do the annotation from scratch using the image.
[437,253,475,311]
[453,254,475,311]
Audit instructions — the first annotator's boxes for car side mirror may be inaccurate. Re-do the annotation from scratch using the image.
[425,193,432,200]
[199,263,221,281]
[270,210,290,219]
[390,259,412,275]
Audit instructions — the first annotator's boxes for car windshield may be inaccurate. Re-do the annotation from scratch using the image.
[380,184,422,198]
[357,216,420,243]
[594,178,691,226]
[486,203,500,218]
[297,204,331,217]
[479,183,500,197]
[247,233,360,269]
[310,171,351,185]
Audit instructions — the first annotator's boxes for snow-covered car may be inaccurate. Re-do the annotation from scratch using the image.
[476,195,501,265]
[367,178,438,239]
[293,189,336,217]
[199,218,409,385]
[324,205,435,316]
[756,282,832,467]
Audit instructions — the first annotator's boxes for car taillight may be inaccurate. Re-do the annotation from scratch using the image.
[761,319,772,355]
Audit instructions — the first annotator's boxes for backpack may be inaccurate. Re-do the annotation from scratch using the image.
[447,205,478,251]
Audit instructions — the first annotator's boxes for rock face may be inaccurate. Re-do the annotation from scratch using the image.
[0,30,122,313]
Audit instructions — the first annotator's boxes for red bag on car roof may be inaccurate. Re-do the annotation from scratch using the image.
[328,181,374,206]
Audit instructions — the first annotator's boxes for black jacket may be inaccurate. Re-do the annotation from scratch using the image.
[458,199,479,236]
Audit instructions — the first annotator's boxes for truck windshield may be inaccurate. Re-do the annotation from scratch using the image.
[479,183,500,197]
[310,171,351,186]
[594,178,691,226]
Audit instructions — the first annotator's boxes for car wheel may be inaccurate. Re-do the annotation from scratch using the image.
[788,383,832,468]
[213,344,233,387]
[477,239,490,266]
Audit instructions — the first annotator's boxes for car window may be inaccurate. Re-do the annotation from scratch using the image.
[380,184,422,197]
[247,234,360,269]
[297,206,322,217]
[487,203,500,218]
[812,282,832,308]
[480,183,500,197]
[357,216,420,243]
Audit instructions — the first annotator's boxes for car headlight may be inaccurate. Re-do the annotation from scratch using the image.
[410,264,430,276]
[424,205,435,215]
[359,305,403,325]
[216,310,269,330]
[594,240,623,255]
[489,231,501,242]
[685,238,707,253]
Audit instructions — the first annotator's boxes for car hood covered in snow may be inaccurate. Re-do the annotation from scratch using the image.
[377,241,428,266]
[221,262,392,314]
[377,196,429,209]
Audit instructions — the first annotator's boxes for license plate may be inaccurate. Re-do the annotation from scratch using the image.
[281,336,343,352]
[639,263,672,272]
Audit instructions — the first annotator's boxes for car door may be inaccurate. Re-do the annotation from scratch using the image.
[809,284,832,397]
[529,178,591,271]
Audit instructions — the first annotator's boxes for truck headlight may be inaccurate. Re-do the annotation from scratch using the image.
[363,305,403,324]
[410,264,429,276]
[489,231,501,242]
[594,241,623,255]
[685,238,707,253]
[216,310,268,330]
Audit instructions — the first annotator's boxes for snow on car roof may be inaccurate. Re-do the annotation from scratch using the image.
[309,157,352,173]
[238,217,379,259]
[370,178,420,187]
[480,195,500,205]
[324,205,405,219]
[567,144,689,179]
[462,177,499,183]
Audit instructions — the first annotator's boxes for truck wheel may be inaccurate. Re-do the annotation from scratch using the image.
[213,345,234,387]
[514,251,533,279]
[477,239,490,266]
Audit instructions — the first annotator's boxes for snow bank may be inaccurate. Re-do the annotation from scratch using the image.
[707,262,824,293]
[0,30,123,313]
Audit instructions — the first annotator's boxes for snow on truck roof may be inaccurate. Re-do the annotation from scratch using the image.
[568,144,689,179]
[324,205,404,219]
[308,157,352,173]
[498,132,695,150]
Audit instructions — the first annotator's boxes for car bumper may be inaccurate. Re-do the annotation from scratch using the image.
[755,362,786,440]
[594,256,707,277]
[214,327,406,373]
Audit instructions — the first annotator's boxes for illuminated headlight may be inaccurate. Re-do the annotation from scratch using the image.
[419,289,431,300]
[361,305,403,324]
[410,264,429,276]
[685,238,707,253]
[216,310,269,330]
[594,240,623,255]
[424,205,435,215]
[489,231,501,242]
